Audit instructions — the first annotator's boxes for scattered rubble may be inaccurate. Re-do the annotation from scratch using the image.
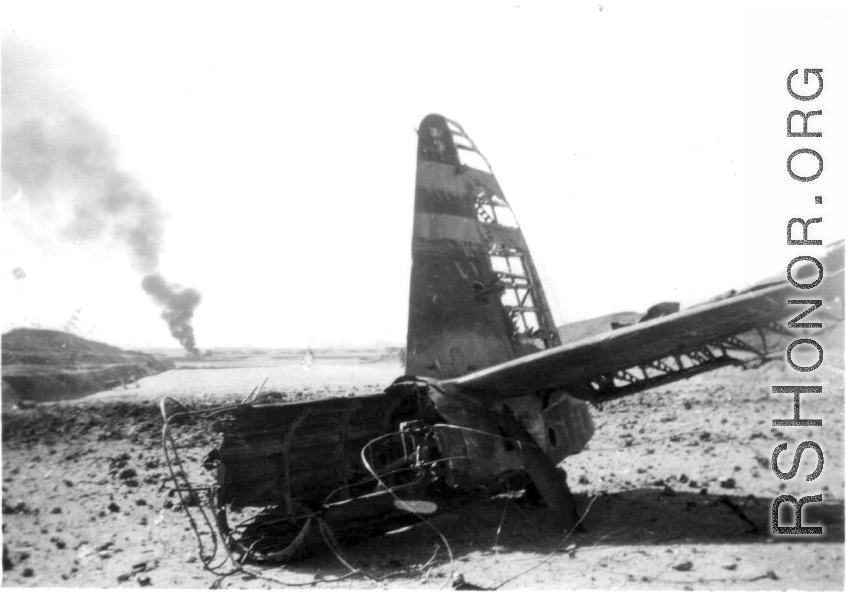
[1,354,842,588]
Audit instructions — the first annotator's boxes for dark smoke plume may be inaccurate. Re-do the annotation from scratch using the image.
[2,44,202,353]
[141,274,202,356]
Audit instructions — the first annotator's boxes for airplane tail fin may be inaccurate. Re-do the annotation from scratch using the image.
[405,115,560,378]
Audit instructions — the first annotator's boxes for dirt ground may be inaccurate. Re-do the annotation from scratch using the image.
[1,355,843,590]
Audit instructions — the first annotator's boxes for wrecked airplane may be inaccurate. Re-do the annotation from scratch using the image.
[161,114,844,565]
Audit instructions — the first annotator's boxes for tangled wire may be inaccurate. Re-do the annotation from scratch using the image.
[161,395,602,589]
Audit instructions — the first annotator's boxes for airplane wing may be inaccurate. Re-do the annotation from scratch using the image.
[442,244,844,405]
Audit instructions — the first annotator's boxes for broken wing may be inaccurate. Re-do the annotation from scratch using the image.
[442,248,844,405]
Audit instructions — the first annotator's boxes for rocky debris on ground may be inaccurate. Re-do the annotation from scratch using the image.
[0,350,843,589]
[720,477,737,489]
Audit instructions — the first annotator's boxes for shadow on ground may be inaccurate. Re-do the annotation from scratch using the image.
[217,488,843,587]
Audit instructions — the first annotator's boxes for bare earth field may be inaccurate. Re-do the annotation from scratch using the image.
[1,354,843,590]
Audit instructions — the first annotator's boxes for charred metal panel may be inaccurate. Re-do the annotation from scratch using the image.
[216,391,426,510]
[406,244,513,376]
[405,114,561,378]
[503,390,594,459]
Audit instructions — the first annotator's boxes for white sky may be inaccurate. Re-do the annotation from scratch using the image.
[1,1,845,349]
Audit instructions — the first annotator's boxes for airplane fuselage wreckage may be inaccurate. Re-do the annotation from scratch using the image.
[161,114,844,566]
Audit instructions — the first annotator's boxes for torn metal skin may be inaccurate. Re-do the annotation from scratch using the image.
[166,114,844,565]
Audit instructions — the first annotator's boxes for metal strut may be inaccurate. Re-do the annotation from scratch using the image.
[574,334,768,404]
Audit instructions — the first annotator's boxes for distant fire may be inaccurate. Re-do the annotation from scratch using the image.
[2,45,202,354]
[141,274,201,356]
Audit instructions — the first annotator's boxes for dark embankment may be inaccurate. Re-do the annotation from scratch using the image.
[2,328,174,405]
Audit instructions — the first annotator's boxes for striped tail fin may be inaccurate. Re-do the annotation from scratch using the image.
[405,114,560,378]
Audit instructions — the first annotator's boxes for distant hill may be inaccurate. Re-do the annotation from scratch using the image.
[557,311,642,344]
[2,328,174,405]
[2,328,144,366]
